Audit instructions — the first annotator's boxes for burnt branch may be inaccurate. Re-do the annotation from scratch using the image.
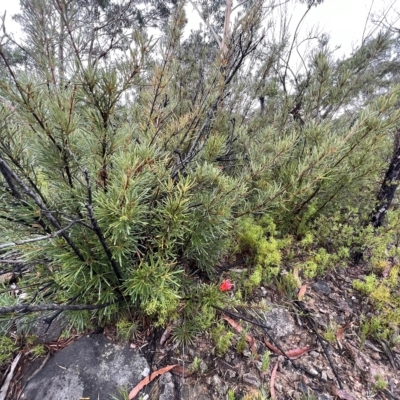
[0,302,113,315]
[83,168,123,284]
[0,154,85,261]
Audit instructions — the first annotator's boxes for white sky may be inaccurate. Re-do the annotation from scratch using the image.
[0,0,397,57]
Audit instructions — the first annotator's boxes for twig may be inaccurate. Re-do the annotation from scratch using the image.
[212,305,320,379]
[0,353,22,400]
[188,0,222,48]
[82,168,123,284]
[0,302,114,315]
[0,220,81,250]
[294,300,343,390]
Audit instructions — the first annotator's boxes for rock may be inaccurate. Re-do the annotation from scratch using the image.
[318,395,333,400]
[312,280,331,295]
[243,373,260,387]
[321,371,328,381]
[181,384,210,400]
[18,314,67,343]
[212,374,228,396]
[200,360,208,374]
[262,307,295,338]
[226,369,236,378]
[159,372,176,400]
[20,334,149,400]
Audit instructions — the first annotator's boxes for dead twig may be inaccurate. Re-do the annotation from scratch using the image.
[294,300,344,390]
[0,301,114,315]
[0,352,22,400]
[212,305,318,379]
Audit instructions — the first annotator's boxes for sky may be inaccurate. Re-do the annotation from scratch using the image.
[0,0,397,58]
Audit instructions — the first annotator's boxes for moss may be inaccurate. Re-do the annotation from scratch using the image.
[211,323,235,356]
[0,336,17,364]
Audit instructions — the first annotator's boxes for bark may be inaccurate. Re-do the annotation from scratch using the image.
[221,0,233,56]
[371,129,400,228]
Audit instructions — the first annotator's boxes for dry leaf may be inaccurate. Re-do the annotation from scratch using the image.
[298,284,307,300]
[270,361,279,400]
[293,267,302,287]
[129,365,178,399]
[264,339,309,359]
[170,365,191,377]
[286,346,310,358]
[223,314,258,356]
[264,339,282,355]
[160,325,172,345]
[336,322,351,341]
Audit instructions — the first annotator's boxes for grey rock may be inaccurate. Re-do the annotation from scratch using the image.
[318,395,333,400]
[199,360,208,374]
[226,369,236,378]
[243,372,260,387]
[18,314,67,343]
[262,307,295,338]
[181,384,210,400]
[212,374,228,396]
[159,372,176,400]
[312,280,331,295]
[20,334,148,400]
[321,371,328,381]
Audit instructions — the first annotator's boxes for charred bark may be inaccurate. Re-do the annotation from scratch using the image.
[371,129,400,228]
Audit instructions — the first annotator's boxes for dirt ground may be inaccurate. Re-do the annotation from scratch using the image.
[3,263,400,400]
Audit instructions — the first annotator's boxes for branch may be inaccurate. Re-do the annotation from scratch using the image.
[188,0,222,48]
[0,220,81,250]
[83,168,123,284]
[0,302,113,315]
[0,154,85,261]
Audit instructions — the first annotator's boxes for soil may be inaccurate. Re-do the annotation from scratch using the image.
[2,263,400,400]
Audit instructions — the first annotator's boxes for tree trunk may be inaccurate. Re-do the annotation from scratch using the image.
[371,129,400,228]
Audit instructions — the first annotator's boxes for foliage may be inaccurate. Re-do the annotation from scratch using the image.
[0,0,400,344]
[236,329,248,354]
[211,323,235,356]
[260,351,270,372]
[189,356,202,373]
[323,324,337,343]
[373,375,388,392]
[116,319,140,341]
[30,344,47,359]
[0,336,17,364]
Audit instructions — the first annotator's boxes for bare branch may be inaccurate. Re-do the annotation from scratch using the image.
[188,0,222,47]
[0,220,81,250]
[0,302,113,315]
[83,168,123,284]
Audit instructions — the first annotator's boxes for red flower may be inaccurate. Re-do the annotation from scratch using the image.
[219,279,234,291]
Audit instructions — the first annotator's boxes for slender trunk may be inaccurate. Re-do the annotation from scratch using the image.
[371,129,400,228]
[221,0,232,57]
[58,2,65,86]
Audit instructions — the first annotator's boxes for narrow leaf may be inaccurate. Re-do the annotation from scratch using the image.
[298,284,307,300]
[129,365,178,399]
[270,361,279,400]
[223,314,258,356]
[336,322,351,341]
